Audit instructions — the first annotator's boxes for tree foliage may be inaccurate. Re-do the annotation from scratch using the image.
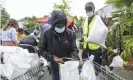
[106,0,133,27]
[121,35,133,60]
[1,7,10,27]
[53,0,71,17]
[23,16,41,33]
[53,0,84,25]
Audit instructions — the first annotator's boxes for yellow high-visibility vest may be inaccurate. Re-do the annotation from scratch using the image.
[83,16,100,50]
[16,32,26,41]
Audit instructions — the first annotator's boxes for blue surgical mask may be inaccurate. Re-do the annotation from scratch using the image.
[86,11,94,17]
[54,27,65,33]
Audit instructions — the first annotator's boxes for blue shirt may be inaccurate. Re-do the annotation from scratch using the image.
[40,23,51,33]
[2,27,19,43]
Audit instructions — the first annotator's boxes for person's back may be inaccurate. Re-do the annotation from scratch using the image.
[38,23,51,37]
[2,19,19,46]
[40,23,51,33]
[2,27,16,41]
[20,34,38,46]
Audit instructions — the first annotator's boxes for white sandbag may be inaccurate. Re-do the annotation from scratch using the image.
[28,53,41,70]
[110,55,123,68]
[85,15,108,48]
[80,55,96,80]
[0,46,41,79]
[3,47,32,68]
[10,65,29,80]
[0,63,15,79]
[1,63,29,80]
[40,56,48,66]
[60,61,80,80]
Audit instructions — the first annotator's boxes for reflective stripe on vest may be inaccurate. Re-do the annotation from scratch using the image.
[83,16,100,50]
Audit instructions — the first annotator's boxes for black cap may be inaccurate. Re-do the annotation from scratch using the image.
[85,2,95,11]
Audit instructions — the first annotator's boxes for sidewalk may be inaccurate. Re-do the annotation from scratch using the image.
[113,68,133,80]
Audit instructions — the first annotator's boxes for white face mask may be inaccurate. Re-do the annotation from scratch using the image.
[54,27,65,33]
[86,11,94,17]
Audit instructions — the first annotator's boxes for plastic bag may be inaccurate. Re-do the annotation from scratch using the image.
[0,46,40,79]
[40,56,48,66]
[85,15,108,48]
[80,55,96,80]
[60,61,80,80]
[3,47,32,68]
[0,63,15,79]
[0,63,27,80]
[110,55,123,68]
[29,53,41,70]
[10,65,29,79]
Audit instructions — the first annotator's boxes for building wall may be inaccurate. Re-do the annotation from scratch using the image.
[96,5,115,18]
[18,22,24,28]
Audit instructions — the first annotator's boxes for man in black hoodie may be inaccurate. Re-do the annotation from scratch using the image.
[38,10,79,80]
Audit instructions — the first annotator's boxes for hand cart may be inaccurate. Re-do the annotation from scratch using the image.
[1,63,48,80]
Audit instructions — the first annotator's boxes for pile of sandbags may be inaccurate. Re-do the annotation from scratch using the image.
[0,46,41,80]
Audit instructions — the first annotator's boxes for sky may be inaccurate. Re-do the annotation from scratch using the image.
[0,0,106,20]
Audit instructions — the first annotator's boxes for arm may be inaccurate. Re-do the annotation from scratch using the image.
[70,32,79,60]
[38,32,54,61]
[11,28,20,44]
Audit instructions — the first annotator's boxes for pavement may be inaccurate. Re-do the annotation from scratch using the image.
[113,68,133,80]
[40,66,52,80]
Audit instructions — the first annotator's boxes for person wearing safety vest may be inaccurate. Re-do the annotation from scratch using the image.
[82,2,103,65]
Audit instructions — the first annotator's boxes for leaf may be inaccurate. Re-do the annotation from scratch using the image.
[53,0,72,17]
[1,7,10,27]
[23,16,41,33]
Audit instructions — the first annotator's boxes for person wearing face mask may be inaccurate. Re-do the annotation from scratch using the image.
[82,2,103,67]
[38,10,79,80]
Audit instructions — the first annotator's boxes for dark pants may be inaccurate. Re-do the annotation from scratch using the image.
[82,48,103,65]
[82,48,103,76]
[52,71,60,80]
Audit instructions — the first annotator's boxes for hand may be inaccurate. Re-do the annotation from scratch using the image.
[54,56,63,63]
[79,61,84,68]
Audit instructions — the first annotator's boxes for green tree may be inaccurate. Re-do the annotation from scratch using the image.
[107,0,133,27]
[23,16,41,33]
[73,16,84,26]
[1,7,10,27]
[53,0,85,27]
[53,0,84,25]
[53,0,72,17]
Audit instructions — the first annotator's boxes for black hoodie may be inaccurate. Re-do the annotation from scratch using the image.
[38,10,79,71]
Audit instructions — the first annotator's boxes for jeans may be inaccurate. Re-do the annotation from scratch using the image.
[52,71,60,80]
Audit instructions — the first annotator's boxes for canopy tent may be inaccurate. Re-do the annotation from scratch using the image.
[35,17,73,26]
[35,16,78,31]
[35,17,49,24]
